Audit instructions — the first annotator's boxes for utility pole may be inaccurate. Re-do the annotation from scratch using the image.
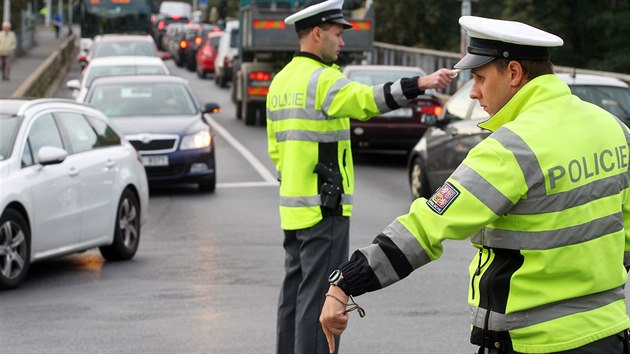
[2,0,9,23]
[459,0,473,83]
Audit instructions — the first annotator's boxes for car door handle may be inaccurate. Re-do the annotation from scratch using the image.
[68,167,79,177]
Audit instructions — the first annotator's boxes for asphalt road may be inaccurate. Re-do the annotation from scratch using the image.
[0,59,485,354]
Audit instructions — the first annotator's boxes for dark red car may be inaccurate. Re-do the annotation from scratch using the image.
[195,31,222,78]
[342,65,444,153]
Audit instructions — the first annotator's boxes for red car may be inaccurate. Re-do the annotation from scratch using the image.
[342,65,444,153]
[195,31,222,78]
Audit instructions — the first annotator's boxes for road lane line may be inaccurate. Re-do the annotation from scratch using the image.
[206,115,279,186]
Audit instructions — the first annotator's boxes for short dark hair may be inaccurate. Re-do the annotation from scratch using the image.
[297,22,333,40]
[493,58,555,80]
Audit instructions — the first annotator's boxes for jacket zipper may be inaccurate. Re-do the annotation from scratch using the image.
[471,246,490,300]
[342,148,349,188]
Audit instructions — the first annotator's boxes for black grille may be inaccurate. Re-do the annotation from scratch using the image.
[145,165,187,178]
[129,139,176,151]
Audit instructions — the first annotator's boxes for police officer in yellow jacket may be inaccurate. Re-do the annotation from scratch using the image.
[267,1,454,353]
[321,16,630,354]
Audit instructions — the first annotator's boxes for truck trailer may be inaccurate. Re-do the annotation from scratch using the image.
[232,0,374,126]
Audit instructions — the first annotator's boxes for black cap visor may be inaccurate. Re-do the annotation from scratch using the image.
[454,53,495,70]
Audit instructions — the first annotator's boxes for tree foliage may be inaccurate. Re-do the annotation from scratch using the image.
[373,0,630,74]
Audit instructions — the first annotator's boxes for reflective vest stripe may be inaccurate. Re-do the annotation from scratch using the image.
[275,129,351,143]
[280,194,353,207]
[511,173,628,214]
[267,107,330,121]
[451,163,514,216]
[492,127,547,198]
[613,116,630,150]
[471,212,623,250]
[372,83,389,112]
[306,67,324,109]
[383,219,432,269]
[389,79,407,107]
[470,286,625,331]
[360,219,431,287]
[322,77,352,112]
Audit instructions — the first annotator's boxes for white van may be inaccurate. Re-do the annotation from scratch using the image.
[214,20,239,88]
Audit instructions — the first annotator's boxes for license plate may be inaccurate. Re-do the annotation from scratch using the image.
[381,107,413,118]
[142,155,169,166]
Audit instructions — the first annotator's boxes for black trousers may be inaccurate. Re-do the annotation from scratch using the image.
[276,215,350,354]
[481,329,629,354]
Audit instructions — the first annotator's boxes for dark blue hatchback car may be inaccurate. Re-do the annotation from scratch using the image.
[84,75,221,192]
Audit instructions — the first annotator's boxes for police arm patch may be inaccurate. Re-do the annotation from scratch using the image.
[427,182,460,215]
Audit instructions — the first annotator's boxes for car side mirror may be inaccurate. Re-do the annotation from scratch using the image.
[203,103,221,114]
[66,79,80,91]
[37,146,68,166]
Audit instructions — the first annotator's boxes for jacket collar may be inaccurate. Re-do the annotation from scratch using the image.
[294,51,340,69]
[478,74,571,132]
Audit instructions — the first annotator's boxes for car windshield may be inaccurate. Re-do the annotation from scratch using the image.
[0,116,20,161]
[347,70,422,86]
[86,65,168,87]
[88,82,198,117]
[93,42,156,58]
[570,85,630,123]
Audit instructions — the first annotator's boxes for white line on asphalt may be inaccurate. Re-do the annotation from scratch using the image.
[206,115,279,187]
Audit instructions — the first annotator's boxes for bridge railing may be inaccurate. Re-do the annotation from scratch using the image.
[369,41,630,95]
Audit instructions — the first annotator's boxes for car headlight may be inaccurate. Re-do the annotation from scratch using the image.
[180,130,211,150]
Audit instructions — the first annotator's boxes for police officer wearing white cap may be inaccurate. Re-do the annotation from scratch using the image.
[322,16,630,354]
[267,1,454,354]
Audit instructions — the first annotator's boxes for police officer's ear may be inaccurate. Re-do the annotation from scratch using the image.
[507,60,526,89]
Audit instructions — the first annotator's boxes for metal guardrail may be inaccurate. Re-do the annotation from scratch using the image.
[369,41,630,95]
[12,33,78,98]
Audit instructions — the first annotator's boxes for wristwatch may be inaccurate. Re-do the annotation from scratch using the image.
[328,269,344,286]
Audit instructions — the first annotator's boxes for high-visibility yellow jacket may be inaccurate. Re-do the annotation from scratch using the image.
[339,74,630,353]
[267,52,422,230]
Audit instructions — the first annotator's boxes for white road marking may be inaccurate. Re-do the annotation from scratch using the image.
[206,115,279,188]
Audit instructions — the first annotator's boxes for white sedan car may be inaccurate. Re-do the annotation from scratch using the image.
[66,56,171,102]
[0,99,149,290]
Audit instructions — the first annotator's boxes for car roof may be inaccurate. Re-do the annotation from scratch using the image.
[0,98,106,117]
[94,34,153,43]
[0,99,29,115]
[87,56,167,66]
[556,72,629,88]
[89,74,188,86]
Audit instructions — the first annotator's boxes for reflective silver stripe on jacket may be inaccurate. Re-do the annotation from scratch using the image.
[279,194,353,207]
[511,174,628,214]
[373,83,388,112]
[359,219,431,287]
[451,163,514,216]
[491,127,547,198]
[456,125,629,218]
[306,67,324,109]
[470,286,625,331]
[322,77,352,113]
[389,79,408,107]
[471,212,623,250]
[275,129,351,143]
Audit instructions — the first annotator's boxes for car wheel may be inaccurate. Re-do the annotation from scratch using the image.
[196,66,205,78]
[410,156,430,199]
[0,208,30,290]
[198,175,216,193]
[99,189,140,261]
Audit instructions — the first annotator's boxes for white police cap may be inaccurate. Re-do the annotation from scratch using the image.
[285,0,353,32]
[454,16,564,70]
